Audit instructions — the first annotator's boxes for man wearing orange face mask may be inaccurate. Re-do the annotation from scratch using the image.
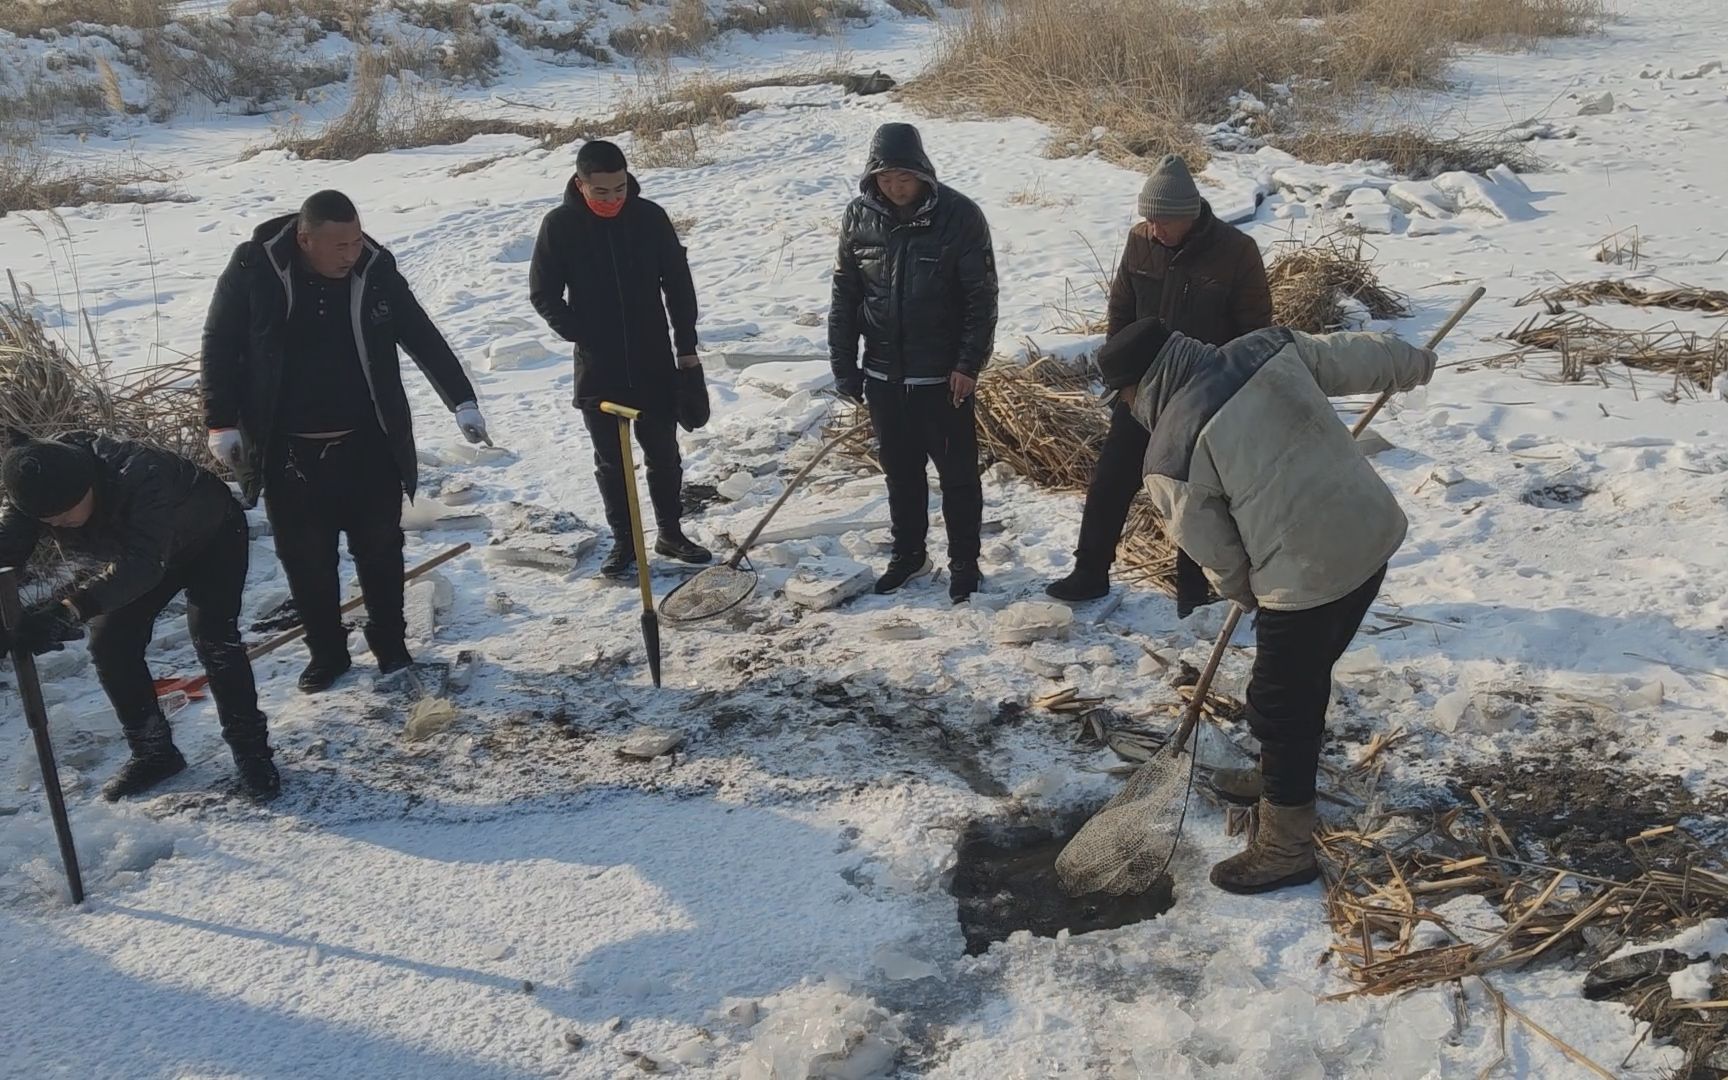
[529,139,708,580]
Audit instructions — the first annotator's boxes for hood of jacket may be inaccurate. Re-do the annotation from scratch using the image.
[562,172,645,215]
[860,123,937,194]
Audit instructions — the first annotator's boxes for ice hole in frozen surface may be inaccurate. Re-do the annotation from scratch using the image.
[1520,481,1594,509]
[948,813,1176,955]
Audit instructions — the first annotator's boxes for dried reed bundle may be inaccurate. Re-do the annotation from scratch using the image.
[1266,231,1410,333]
[1518,278,1728,315]
[1503,312,1725,390]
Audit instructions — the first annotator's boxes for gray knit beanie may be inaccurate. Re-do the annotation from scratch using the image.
[1138,154,1202,220]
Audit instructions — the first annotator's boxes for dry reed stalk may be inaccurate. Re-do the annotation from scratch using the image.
[1517,278,1728,315]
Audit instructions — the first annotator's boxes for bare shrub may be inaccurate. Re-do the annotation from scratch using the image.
[717,0,870,35]
[143,18,349,114]
[0,0,171,37]
[0,146,178,216]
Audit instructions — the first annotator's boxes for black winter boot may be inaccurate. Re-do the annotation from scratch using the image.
[1046,565,1110,603]
[231,746,281,802]
[874,551,931,595]
[366,628,413,676]
[655,529,712,565]
[600,541,637,581]
[103,714,187,802]
[949,560,982,604]
[298,652,352,694]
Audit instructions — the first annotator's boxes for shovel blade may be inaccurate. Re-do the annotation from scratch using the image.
[641,610,663,688]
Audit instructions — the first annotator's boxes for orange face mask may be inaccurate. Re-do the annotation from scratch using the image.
[586,195,626,219]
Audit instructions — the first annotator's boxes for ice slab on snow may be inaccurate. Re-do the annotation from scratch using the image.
[738,980,904,1080]
[785,558,875,610]
[1432,171,1536,222]
[994,601,1075,644]
[478,335,558,372]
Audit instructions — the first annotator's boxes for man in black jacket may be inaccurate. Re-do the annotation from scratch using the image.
[0,435,279,802]
[528,139,710,580]
[830,123,999,603]
[201,190,489,693]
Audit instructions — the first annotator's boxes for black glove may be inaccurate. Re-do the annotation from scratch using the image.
[834,374,865,404]
[12,601,76,655]
[674,364,711,433]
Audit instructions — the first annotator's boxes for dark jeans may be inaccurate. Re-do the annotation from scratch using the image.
[87,504,265,749]
[581,408,684,539]
[865,379,983,563]
[1246,566,1387,807]
[264,428,406,662]
[1078,400,1209,607]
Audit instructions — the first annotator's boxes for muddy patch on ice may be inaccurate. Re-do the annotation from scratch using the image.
[949,815,1175,955]
[1447,754,1706,879]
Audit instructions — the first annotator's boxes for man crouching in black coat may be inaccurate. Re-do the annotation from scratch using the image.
[528,139,711,580]
[830,123,999,603]
[0,435,279,802]
[201,190,490,694]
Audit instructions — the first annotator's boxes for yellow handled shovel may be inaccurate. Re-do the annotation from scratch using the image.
[598,401,662,687]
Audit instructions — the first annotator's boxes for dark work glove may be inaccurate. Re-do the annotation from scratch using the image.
[13,601,77,655]
[834,374,865,404]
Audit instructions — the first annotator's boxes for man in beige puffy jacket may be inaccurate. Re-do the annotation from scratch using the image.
[1097,316,1436,895]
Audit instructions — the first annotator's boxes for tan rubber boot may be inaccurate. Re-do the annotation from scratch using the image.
[1209,799,1320,895]
[1206,764,1263,807]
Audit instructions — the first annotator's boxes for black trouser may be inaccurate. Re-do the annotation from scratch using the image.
[581,408,684,540]
[1246,566,1387,807]
[264,428,406,663]
[87,504,266,750]
[1077,400,1209,606]
[865,379,983,563]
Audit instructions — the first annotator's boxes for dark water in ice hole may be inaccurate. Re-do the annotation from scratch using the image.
[948,819,1177,955]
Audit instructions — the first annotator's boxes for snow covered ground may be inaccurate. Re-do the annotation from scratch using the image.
[2,1,1726,1076]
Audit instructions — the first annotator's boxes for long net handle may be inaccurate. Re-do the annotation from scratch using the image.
[727,423,869,568]
[1171,285,1488,754]
[1350,285,1486,438]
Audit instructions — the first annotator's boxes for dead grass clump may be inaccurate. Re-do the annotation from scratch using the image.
[0,69,109,142]
[0,146,177,216]
[490,13,609,63]
[915,0,1600,168]
[884,0,939,15]
[0,0,171,37]
[609,0,714,58]
[0,297,204,463]
[717,0,869,36]
[1266,232,1410,332]
[1276,128,1539,177]
[225,0,350,33]
[612,73,754,143]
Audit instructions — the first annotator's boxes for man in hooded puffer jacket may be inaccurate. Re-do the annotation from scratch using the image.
[529,139,710,580]
[1096,315,1436,895]
[829,123,1000,603]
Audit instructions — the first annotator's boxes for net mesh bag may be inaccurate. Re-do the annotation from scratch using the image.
[658,560,758,623]
[1054,733,1199,896]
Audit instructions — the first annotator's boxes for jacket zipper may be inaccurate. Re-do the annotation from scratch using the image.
[605,228,632,390]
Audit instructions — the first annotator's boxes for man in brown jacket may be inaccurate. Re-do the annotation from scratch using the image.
[1046,154,1272,614]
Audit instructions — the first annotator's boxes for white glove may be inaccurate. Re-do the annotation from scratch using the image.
[454,402,489,446]
[207,428,244,469]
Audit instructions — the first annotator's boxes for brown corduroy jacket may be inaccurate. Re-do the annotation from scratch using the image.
[1106,201,1272,345]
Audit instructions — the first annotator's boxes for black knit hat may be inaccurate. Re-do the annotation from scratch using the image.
[1,439,96,518]
[1096,317,1173,392]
